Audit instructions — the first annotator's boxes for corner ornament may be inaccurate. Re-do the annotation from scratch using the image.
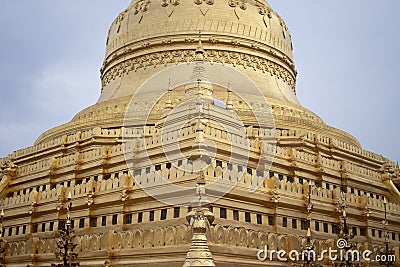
[183,207,216,267]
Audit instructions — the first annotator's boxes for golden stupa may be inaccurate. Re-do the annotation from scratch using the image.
[0,1,399,266]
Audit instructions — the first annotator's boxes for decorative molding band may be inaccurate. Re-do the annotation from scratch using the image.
[105,18,293,58]
[101,48,296,91]
[116,0,284,32]
[4,223,378,260]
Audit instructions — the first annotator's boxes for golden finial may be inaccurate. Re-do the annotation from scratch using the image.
[195,30,205,62]
[165,78,173,109]
[307,227,312,238]
[183,205,216,267]
[226,82,233,110]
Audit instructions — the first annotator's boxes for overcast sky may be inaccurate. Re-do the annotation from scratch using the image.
[0,1,399,163]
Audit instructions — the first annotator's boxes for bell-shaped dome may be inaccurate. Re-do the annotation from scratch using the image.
[35,0,361,148]
[99,0,298,104]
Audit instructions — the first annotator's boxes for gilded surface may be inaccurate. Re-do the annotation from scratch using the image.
[0,1,399,267]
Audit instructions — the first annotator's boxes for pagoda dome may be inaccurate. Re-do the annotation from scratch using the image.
[99,0,298,104]
[35,0,361,148]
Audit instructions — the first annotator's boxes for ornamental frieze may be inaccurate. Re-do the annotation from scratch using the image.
[123,0,280,28]
[101,49,295,91]
[5,222,371,261]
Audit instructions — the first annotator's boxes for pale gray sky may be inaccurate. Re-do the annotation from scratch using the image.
[0,1,399,163]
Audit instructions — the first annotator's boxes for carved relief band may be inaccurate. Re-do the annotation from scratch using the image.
[101,49,296,91]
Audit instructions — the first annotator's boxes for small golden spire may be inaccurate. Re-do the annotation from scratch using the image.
[186,30,212,98]
[195,31,205,62]
[306,183,313,238]
[226,82,233,110]
[165,78,173,109]
[183,170,215,267]
[183,206,216,267]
